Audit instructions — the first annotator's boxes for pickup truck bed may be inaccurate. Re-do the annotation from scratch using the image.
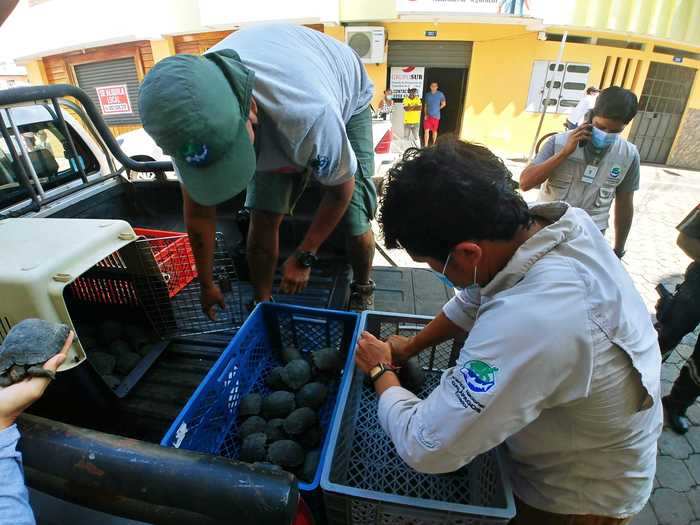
[30,179,355,444]
[33,178,450,447]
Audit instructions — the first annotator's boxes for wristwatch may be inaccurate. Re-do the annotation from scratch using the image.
[295,250,318,268]
[369,362,399,383]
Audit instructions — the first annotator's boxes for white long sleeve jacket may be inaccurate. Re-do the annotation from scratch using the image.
[378,202,662,518]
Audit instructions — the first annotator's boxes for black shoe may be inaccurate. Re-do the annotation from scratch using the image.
[663,395,690,434]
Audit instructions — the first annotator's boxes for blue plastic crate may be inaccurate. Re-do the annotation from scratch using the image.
[161,302,361,492]
[321,311,515,524]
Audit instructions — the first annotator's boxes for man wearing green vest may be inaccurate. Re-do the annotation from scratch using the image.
[520,87,640,258]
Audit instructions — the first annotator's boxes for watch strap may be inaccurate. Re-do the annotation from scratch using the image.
[369,362,398,383]
[295,250,318,268]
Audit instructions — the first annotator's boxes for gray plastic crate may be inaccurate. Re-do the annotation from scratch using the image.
[321,311,515,525]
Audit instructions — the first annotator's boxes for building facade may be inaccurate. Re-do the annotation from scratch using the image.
[4,0,699,167]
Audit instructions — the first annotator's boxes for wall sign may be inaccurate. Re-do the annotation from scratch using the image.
[425,30,438,37]
[95,84,132,115]
[390,66,425,99]
[673,56,683,63]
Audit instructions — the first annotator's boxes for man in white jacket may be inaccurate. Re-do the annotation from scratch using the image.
[355,139,662,524]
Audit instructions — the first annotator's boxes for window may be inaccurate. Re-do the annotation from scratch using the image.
[526,60,592,114]
[545,34,592,44]
[597,39,643,51]
[0,115,99,210]
[653,46,700,61]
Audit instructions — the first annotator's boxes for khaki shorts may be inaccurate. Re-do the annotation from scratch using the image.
[245,106,377,237]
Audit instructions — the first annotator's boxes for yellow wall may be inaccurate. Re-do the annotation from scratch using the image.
[462,35,648,155]
[467,36,698,156]
[346,21,700,157]
[149,37,176,64]
[24,60,48,85]
[340,0,700,45]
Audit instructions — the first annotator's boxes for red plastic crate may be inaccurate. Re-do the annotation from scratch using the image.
[133,228,198,298]
[68,228,197,305]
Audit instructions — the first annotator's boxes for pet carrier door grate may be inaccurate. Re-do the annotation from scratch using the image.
[67,230,243,337]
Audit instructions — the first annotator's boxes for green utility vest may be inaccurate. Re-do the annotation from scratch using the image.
[538,132,638,230]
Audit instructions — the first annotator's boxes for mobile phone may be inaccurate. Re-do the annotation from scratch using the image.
[579,112,592,148]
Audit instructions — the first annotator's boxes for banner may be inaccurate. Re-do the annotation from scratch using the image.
[95,84,132,115]
[390,66,425,100]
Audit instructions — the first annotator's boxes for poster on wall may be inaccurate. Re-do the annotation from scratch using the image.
[390,66,425,100]
[95,84,133,115]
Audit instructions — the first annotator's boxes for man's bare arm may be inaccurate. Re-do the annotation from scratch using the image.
[520,125,590,192]
[183,189,225,319]
[298,178,354,253]
[613,191,634,256]
[183,190,217,287]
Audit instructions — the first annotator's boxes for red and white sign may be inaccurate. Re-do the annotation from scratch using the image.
[95,84,132,115]
[390,66,425,100]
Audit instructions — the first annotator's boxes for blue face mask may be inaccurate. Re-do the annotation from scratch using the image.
[433,270,459,290]
[432,252,479,293]
[591,126,620,149]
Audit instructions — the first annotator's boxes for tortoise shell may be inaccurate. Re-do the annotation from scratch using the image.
[0,319,70,374]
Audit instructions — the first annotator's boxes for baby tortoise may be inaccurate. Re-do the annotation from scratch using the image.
[0,319,70,387]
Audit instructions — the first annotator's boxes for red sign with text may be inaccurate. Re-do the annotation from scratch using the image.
[95,84,132,115]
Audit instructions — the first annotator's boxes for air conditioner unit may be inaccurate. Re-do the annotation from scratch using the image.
[346,26,385,64]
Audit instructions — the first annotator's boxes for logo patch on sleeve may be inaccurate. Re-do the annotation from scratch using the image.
[311,155,330,176]
[461,360,499,393]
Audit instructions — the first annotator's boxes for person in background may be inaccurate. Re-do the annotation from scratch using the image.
[0,331,73,525]
[655,204,700,434]
[520,86,640,258]
[377,88,394,120]
[423,82,446,146]
[498,0,530,16]
[355,139,661,525]
[402,88,422,148]
[566,86,600,130]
